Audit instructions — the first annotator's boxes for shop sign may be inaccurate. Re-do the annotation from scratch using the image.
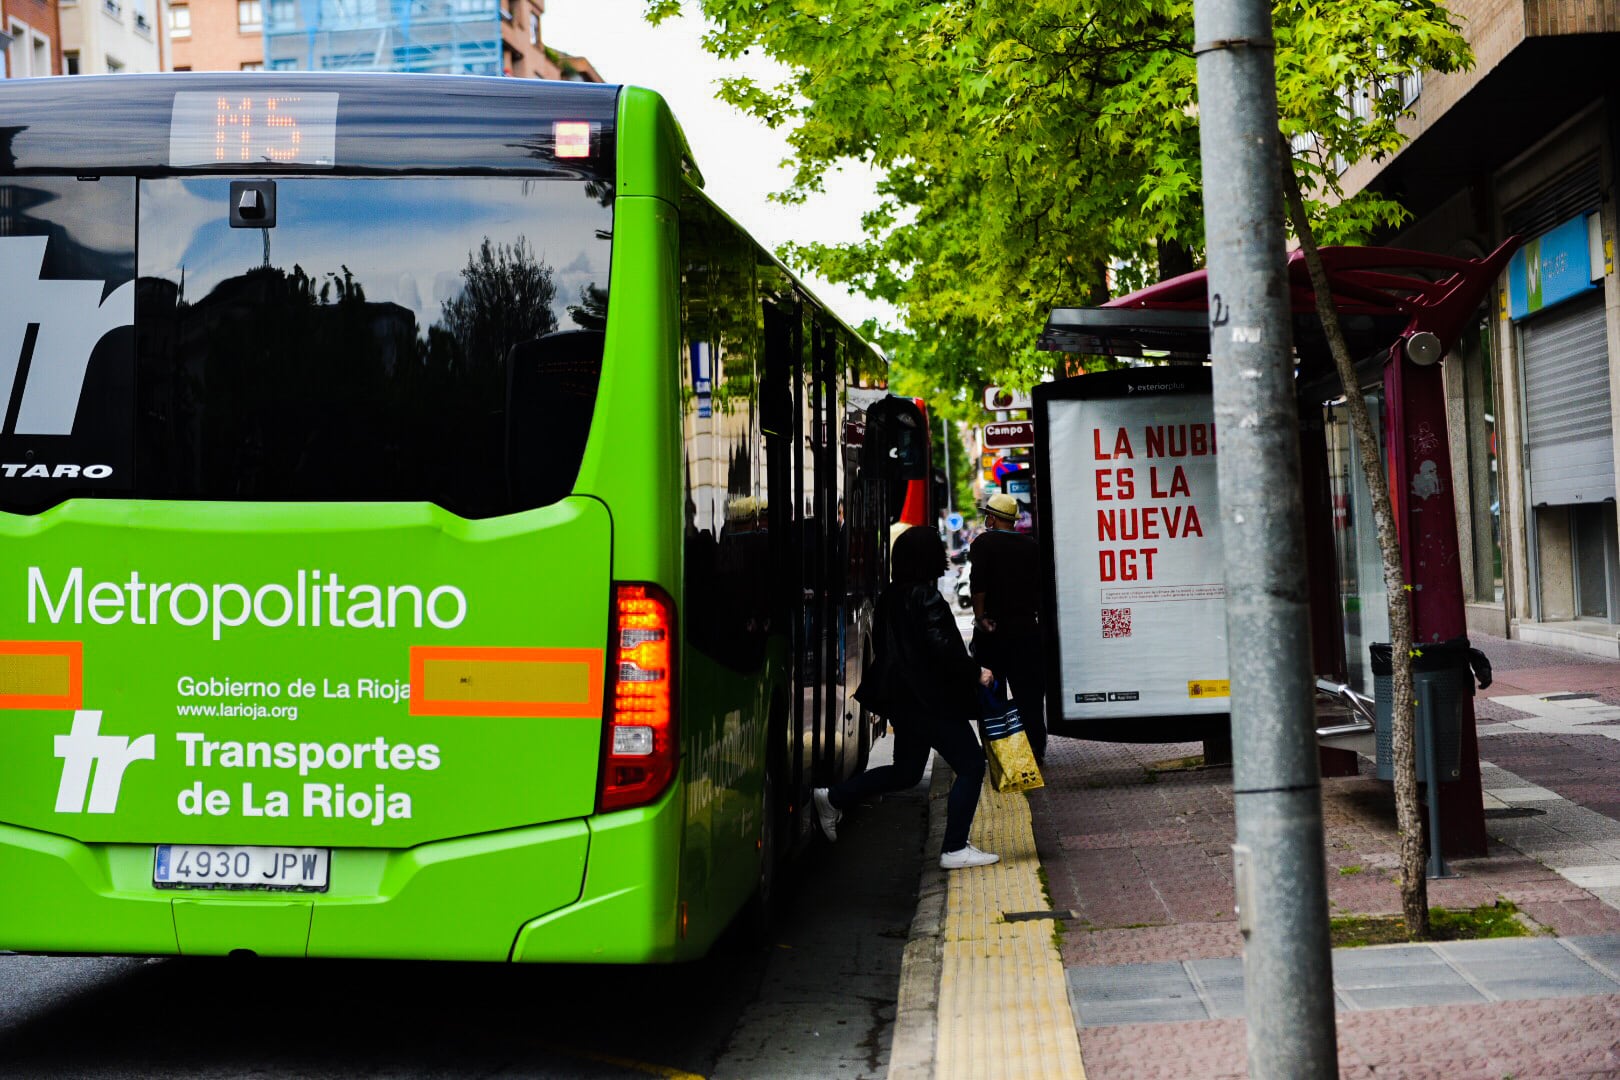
[1507,213,1602,321]
[983,386,1033,411]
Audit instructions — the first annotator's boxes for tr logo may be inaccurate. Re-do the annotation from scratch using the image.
[0,237,135,436]
[54,711,155,814]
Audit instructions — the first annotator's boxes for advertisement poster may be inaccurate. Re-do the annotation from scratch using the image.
[1045,381,1227,722]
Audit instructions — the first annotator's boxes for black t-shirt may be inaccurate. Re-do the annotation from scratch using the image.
[970,529,1040,625]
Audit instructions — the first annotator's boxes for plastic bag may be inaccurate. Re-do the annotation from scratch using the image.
[980,688,1044,794]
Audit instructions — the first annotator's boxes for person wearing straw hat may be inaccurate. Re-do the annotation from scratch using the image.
[970,492,1047,761]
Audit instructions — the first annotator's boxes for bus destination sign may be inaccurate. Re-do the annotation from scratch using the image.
[170,91,339,168]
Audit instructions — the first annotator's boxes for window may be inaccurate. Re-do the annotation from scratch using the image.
[239,0,263,31]
[105,55,125,73]
[1400,69,1423,107]
[112,177,616,519]
[65,50,80,74]
[241,61,264,71]
[528,11,538,44]
[268,0,295,29]
[169,5,191,37]
[103,0,123,19]
[7,20,56,77]
[174,65,191,71]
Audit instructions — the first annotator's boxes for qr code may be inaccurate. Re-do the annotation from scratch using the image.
[1101,608,1132,638]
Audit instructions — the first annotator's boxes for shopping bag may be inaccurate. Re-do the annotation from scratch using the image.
[979,688,1044,794]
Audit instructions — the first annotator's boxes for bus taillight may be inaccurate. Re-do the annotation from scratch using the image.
[601,583,677,812]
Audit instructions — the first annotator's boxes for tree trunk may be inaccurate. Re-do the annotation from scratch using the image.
[1278,146,1429,939]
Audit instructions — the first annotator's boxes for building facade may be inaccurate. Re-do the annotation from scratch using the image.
[57,0,167,73]
[166,0,262,71]
[261,0,598,80]
[3,0,62,77]
[1339,1,1620,657]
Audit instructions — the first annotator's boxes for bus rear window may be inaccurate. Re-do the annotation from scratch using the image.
[0,175,612,518]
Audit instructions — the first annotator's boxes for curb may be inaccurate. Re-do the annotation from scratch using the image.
[887,754,951,1080]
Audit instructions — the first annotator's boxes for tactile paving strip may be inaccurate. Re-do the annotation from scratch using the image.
[935,785,1089,1079]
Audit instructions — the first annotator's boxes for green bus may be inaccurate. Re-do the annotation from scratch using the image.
[0,73,932,962]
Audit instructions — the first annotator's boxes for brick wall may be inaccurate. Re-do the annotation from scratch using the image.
[168,0,259,71]
[3,0,64,75]
[1341,0,1530,197]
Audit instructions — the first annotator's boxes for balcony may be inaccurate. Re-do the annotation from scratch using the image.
[103,0,123,19]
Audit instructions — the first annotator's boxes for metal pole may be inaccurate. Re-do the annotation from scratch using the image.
[1193,0,1338,1075]
[942,414,953,516]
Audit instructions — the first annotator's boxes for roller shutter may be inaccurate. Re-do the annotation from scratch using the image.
[1522,293,1612,506]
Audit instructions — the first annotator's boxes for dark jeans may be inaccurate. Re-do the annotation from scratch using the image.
[826,709,987,854]
[977,628,1048,760]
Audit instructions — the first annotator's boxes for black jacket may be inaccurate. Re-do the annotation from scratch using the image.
[858,582,980,721]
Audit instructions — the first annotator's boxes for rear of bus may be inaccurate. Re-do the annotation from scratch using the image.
[0,75,694,961]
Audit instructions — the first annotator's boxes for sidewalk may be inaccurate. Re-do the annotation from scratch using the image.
[892,631,1620,1079]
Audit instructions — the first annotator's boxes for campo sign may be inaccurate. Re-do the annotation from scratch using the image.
[983,420,1036,448]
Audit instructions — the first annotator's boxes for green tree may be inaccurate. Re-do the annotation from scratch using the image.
[650,0,1470,393]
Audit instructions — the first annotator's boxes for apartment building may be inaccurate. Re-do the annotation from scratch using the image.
[166,0,261,71]
[169,0,595,79]
[261,0,598,79]
[1335,2,1620,655]
[58,0,167,73]
[3,0,62,76]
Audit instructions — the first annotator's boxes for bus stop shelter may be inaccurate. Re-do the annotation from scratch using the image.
[1037,239,1519,857]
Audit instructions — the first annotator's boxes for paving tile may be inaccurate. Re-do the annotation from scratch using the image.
[1066,960,1192,1002]
[1074,996,1210,1027]
[1332,962,1466,992]
[1489,784,1563,802]
[1336,982,1490,1009]
[1562,864,1620,888]
[1433,937,1565,962]
[1329,943,1442,970]
[1565,935,1620,969]
[1487,971,1620,999]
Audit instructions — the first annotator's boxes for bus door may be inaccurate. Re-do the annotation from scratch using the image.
[811,319,843,782]
[798,315,827,786]
[761,298,811,833]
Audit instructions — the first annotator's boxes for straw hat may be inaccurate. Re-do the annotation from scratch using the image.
[980,492,1019,521]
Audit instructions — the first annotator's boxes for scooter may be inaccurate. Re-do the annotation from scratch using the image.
[953,555,973,609]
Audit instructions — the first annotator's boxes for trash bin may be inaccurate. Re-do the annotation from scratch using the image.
[1370,638,1487,783]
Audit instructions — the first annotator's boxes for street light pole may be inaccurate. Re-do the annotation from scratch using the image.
[1193,0,1338,1075]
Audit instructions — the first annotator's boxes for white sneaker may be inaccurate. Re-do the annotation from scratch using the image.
[812,787,842,842]
[939,843,1000,870]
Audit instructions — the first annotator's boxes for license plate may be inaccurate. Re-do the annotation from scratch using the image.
[153,845,330,891]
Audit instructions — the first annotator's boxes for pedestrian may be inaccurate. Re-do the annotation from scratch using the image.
[813,526,1000,870]
[970,492,1048,761]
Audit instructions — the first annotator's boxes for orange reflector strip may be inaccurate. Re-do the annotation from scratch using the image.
[409,646,604,717]
[0,641,83,710]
